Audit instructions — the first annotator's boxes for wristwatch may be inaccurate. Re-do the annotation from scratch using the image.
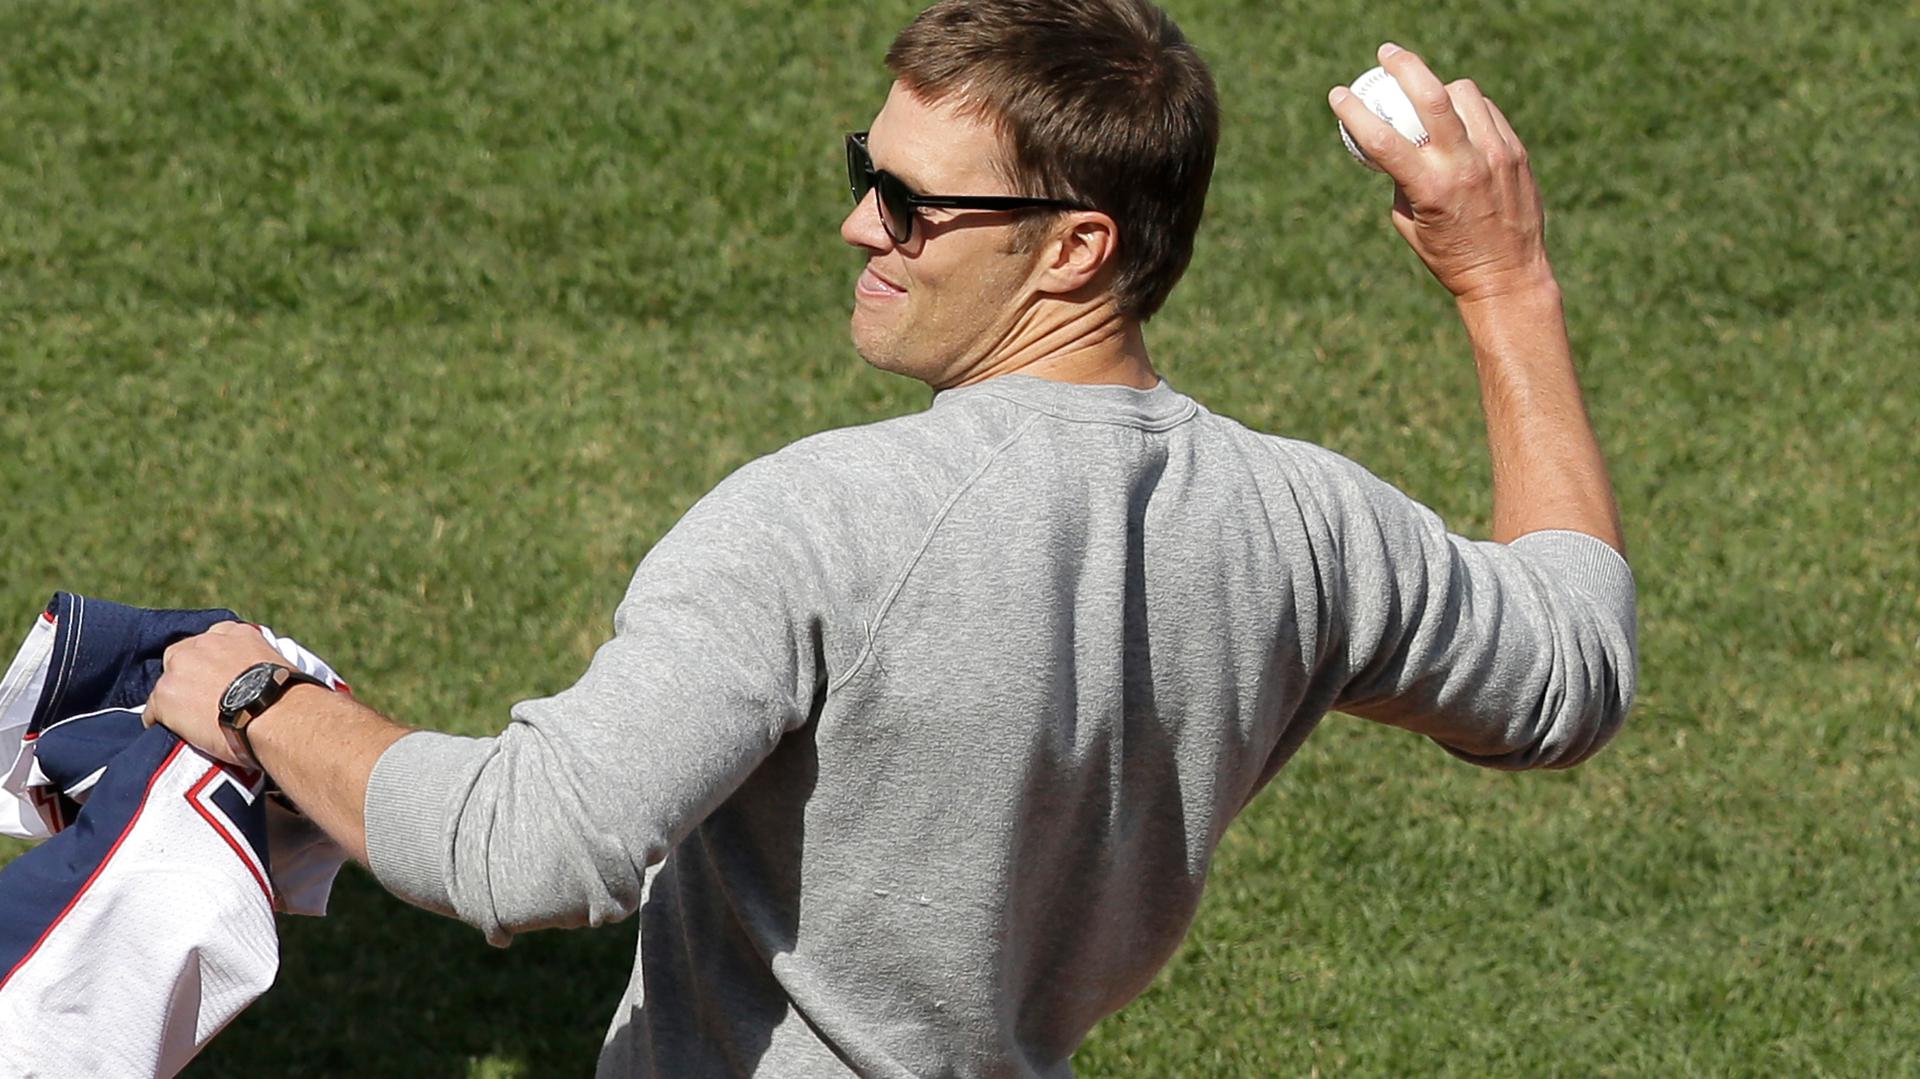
[219,661,327,766]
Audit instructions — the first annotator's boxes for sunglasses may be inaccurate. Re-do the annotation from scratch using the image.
[845,131,1089,246]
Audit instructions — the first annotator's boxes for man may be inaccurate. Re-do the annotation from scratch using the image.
[148,1,1636,1075]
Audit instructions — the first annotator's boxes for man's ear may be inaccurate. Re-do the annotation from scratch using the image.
[1036,212,1120,297]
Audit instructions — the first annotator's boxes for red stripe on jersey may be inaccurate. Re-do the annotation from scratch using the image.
[0,741,191,991]
[184,764,273,903]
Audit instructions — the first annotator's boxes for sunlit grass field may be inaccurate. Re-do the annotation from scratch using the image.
[2,0,1914,1074]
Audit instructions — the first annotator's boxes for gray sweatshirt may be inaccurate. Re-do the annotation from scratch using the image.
[365,375,1636,1077]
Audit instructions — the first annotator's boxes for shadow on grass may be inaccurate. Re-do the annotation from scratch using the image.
[193,866,638,1077]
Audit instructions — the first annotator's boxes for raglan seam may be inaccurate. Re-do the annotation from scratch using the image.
[826,411,1046,694]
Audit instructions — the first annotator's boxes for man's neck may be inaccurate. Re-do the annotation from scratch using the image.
[946,303,1157,390]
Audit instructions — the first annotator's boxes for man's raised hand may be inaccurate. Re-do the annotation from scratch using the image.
[1329,43,1555,306]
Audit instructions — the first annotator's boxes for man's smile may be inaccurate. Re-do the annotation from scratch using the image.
[856,265,907,300]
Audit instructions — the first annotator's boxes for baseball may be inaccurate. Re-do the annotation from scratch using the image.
[1338,65,1430,171]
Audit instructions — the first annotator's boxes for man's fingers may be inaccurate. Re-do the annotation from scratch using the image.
[1485,99,1529,168]
[1444,78,1505,157]
[149,623,261,729]
[1329,86,1421,176]
[1378,43,1469,151]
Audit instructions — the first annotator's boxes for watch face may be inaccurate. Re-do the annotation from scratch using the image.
[221,664,279,715]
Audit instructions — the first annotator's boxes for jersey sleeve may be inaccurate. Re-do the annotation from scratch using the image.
[1284,441,1638,770]
[363,457,833,945]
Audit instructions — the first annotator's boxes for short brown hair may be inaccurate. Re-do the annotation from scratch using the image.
[887,0,1219,321]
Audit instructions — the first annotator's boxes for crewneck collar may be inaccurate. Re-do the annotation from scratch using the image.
[934,374,1198,431]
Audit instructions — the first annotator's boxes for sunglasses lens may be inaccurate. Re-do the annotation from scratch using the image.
[847,139,871,204]
[875,171,913,245]
[845,134,914,245]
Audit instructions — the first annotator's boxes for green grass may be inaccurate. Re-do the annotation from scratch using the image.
[2,0,1915,1074]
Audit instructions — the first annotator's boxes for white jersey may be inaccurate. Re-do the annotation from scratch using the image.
[0,593,350,1078]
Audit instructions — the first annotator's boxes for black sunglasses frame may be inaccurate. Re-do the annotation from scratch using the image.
[846,131,1089,245]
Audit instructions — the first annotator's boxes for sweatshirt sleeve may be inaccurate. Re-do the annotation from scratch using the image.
[361,458,831,945]
[1290,443,1638,770]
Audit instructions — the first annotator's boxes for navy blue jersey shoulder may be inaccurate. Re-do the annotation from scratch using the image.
[30,592,240,734]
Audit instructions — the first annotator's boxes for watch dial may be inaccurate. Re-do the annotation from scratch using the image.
[223,665,277,712]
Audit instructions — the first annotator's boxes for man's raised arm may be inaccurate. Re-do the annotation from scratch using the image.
[1329,43,1624,554]
[1313,44,1635,767]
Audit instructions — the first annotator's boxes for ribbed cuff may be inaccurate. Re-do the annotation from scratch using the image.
[364,730,494,917]
[1510,529,1637,637]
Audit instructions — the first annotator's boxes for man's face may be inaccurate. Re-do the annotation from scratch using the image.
[841,82,1049,388]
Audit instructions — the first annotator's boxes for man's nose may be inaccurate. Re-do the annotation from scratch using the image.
[840,188,891,251]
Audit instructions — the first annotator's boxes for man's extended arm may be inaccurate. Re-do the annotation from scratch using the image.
[241,682,406,865]
[1330,43,1623,554]
[143,621,407,865]
[145,454,832,940]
